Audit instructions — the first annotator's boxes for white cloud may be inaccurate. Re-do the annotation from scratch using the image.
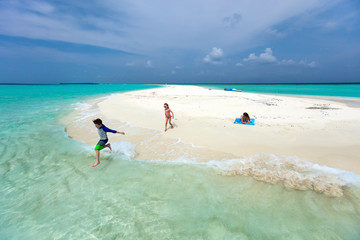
[322,21,339,30]
[266,28,286,38]
[0,0,333,55]
[146,60,153,67]
[243,48,318,68]
[300,60,318,67]
[204,47,224,64]
[308,61,318,67]
[243,48,277,63]
[24,1,55,14]
[279,59,296,65]
[223,13,242,28]
[235,62,243,67]
[171,65,183,74]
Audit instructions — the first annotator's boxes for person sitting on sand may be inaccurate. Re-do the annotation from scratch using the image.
[164,103,174,131]
[241,112,251,124]
[92,118,125,167]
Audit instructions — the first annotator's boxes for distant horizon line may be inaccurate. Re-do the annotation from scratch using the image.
[1,82,360,85]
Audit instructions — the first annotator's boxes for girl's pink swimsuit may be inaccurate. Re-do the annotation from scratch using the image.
[165,109,171,119]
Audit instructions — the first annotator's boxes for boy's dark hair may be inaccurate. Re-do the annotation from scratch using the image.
[93,118,102,125]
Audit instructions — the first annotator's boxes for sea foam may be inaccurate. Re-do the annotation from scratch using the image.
[209,154,360,197]
[110,141,136,159]
[144,152,360,197]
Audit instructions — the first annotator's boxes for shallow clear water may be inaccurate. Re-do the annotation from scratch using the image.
[200,84,360,98]
[1,84,360,239]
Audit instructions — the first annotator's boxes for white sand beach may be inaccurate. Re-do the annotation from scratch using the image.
[65,85,360,196]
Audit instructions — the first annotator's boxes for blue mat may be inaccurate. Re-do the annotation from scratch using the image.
[234,118,255,125]
[225,89,242,92]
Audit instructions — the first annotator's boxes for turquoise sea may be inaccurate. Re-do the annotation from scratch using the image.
[1,84,360,239]
[201,84,360,98]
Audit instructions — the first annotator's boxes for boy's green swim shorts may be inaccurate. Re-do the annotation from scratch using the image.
[94,139,108,150]
[95,144,104,150]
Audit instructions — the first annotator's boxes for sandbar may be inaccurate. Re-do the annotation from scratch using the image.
[65,85,360,175]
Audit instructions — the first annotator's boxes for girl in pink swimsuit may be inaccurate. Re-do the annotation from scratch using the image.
[164,103,174,131]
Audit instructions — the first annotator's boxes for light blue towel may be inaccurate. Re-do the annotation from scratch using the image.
[234,118,255,125]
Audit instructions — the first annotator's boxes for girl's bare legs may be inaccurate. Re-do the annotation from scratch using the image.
[165,118,173,131]
[165,118,168,131]
[169,118,174,129]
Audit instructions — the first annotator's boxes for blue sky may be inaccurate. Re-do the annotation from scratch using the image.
[0,0,359,84]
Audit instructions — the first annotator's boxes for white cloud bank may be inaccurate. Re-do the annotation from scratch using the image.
[243,48,317,67]
[204,47,224,65]
[243,48,277,63]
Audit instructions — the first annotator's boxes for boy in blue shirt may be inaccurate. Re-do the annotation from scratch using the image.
[92,118,125,167]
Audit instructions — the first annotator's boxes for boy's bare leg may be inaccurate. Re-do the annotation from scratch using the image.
[104,143,112,151]
[92,150,101,167]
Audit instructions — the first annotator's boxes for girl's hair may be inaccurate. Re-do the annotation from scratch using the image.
[243,112,250,120]
[164,103,169,107]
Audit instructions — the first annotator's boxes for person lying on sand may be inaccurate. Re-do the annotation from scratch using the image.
[241,112,251,124]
